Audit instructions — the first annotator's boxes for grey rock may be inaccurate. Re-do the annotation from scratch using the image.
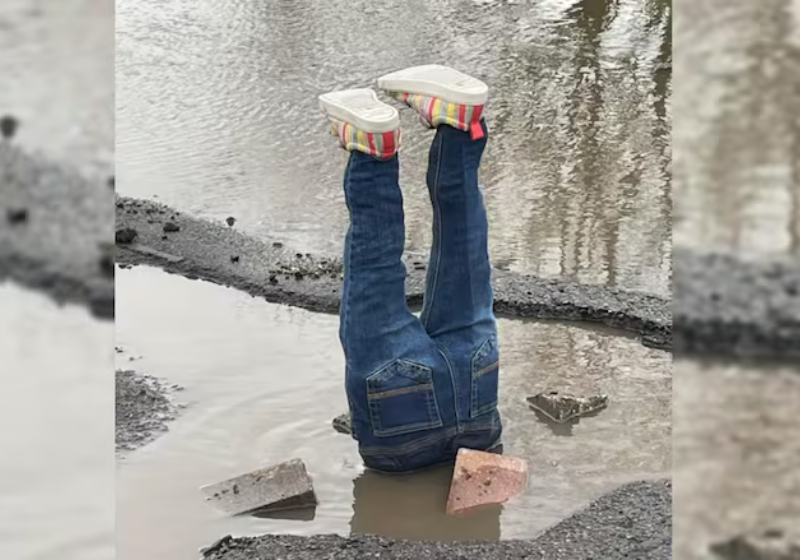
[115,228,138,245]
[200,458,318,517]
[163,221,180,233]
[332,412,351,435]
[527,392,609,423]
[226,216,236,227]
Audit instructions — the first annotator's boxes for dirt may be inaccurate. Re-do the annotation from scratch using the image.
[115,369,182,453]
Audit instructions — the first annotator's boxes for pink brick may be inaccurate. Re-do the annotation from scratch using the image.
[446,448,529,516]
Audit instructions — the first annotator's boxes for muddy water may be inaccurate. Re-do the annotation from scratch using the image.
[116,0,671,295]
[674,0,800,256]
[673,360,800,559]
[0,283,114,559]
[115,265,670,560]
[0,0,114,176]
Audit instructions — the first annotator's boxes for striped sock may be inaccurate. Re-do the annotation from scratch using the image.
[330,119,400,160]
[391,92,485,140]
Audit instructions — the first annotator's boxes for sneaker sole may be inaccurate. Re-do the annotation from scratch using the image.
[376,64,488,105]
[318,88,399,134]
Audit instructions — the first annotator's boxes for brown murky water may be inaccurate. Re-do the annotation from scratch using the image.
[0,284,115,560]
[116,0,672,296]
[115,265,670,560]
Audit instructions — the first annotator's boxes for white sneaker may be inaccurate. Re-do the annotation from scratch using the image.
[318,88,399,133]
[319,89,401,159]
[376,64,488,106]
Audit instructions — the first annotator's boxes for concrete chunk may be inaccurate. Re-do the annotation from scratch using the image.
[527,391,608,423]
[446,448,528,516]
[200,458,317,517]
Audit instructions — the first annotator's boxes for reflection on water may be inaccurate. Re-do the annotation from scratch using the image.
[115,266,670,560]
[673,1,800,555]
[673,360,800,560]
[116,0,671,295]
[674,0,800,255]
[0,283,114,560]
[0,0,113,176]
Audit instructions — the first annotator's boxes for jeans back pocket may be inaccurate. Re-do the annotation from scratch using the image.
[366,359,443,438]
[470,336,499,418]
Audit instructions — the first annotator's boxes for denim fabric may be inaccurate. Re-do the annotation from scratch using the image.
[340,120,502,473]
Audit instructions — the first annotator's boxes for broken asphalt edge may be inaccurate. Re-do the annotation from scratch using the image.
[114,196,672,349]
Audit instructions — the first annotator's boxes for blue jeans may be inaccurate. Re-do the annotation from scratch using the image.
[340,120,502,473]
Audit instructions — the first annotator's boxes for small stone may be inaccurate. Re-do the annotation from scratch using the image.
[163,222,180,233]
[6,207,28,225]
[526,392,608,423]
[294,271,304,280]
[200,458,317,517]
[161,235,168,241]
[226,216,235,227]
[269,274,279,284]
[446,449,528,516]
[272,242,283,249]
[332,412,351,435]
[115,228,138,245]
[230,255,240,263]
[0,115,19,139]
[296,253,303,259]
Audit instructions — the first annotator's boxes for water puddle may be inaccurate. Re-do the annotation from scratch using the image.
[116,0,671,295]
[0,282,114,560]
[115,266,670,559]
[674,359,800,559]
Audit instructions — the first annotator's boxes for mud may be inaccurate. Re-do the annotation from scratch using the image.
[204,479,671,560]
[114,196,670,344]
[115,368,182,453]
[0,143,114,319]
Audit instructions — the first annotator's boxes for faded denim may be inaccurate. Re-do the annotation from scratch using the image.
[339,120,501,473]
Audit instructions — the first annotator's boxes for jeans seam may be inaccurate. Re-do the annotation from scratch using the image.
[341,156,354,355]
[422,134,445,330]
[470,336,498,418]
[437,346,461,426]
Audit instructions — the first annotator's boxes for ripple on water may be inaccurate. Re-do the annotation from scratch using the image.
[116,0,672,295]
